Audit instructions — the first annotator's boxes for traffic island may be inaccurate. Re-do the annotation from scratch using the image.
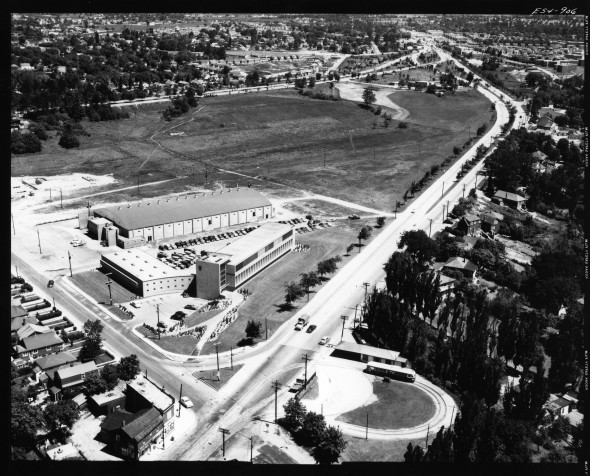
[193,365,244,391]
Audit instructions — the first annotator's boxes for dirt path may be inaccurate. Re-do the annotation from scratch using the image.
[335,82,411,120]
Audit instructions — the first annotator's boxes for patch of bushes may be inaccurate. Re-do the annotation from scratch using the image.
[236,337,255,347]
[11,131,42,154]
[398,122,408,128]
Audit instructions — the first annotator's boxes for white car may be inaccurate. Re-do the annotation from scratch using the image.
[70,239,85,246]
[319,336,330,345]
[180,396,193,408]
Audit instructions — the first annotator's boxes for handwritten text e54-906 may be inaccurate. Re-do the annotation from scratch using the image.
[531,7,578,14]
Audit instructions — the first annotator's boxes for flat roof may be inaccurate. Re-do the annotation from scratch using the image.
[56,361,98,380]
[336,341,400,361]
[214,222,292,266]
[101,249,193,282]
[94,188,272,231]
[90,386,125,406]
[127,375,174,412]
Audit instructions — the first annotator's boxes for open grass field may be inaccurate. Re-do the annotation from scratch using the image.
[193,364,244,390]
[146,334,200,355]
[200,223,368,355]
[341,436,425,462]
[282,200,372,218]
[12,86,494,212]
[336,378,436,430]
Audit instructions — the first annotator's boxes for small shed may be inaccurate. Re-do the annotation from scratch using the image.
[89,387,126,416]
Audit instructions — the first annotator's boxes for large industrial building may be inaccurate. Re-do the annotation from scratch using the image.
[195,222,294,299]
[93,188,274,242]
[100,223,295,299]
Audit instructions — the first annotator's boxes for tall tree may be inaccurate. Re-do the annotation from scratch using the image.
[299,272,321,301]
[117,354,141,381]
[311,425,347,464]
[357,225,372,251]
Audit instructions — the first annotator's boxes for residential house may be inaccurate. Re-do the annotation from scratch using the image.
[11,303,28,319]
[531,150,547,162]
[537,116,557,134]
[11,316,40,334]
[100,407,163,460]
[543,393,575,419]
[89,386,126,416]
[17,323,52,340]
[539,105,567,120]
[32,351,78,390]
[480,211,504,236]
[438,256,478,281]
[457,214,481,235]
[13,331,64,360]
[493,190,528,210]
[50,361,99,399]
[20,62,34,70]
[126,375,176,438]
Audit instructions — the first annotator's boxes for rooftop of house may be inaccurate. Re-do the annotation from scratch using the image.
[11,303,28,319]
[55,361,98,380]
[34,351,77,371]
[443,256,478,273]
[21,332,63,351]
[461,214,481,224]
[90,386,125,406]
[11,316,39,333]
[121,407,163,442]
[494,190,527,202]
[17,323,52,340]
[127,375,174,412]
[335,341,400,361]
[100,408,136,432]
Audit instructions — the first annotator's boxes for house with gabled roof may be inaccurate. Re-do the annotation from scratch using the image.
[13,331,64,359]
[493,190,528,210]
[456,214,481,236]
[436,256,478,281]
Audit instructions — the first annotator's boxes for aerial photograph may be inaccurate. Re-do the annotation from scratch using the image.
[10,9,585,470]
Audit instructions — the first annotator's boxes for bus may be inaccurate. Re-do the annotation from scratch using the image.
[365,361,416,383]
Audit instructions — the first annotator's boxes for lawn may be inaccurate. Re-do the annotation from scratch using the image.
[12,87,495,213]
[282,199,373,218]
[199,223,369,355]
[146,334,200,355]
[336,378,436,430]
[70,270,135,320]
[183,307,225,328]
[192,364,244,391]
[340,436,425,462]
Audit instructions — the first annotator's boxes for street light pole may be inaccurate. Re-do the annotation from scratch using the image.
[362,282,370,302]
[429,218,433,238]
[68,250,73,277]
[265,317,268,340]
[37,229,42,254]
[219,428,230,459]
[230,346,233,370]
[60,189,63,208]
[178,383,183,417]
[214,342,220,378]
[462,183,466,198]
[441,181,445,197]
[156,304,160,340]
[442,204,446,222]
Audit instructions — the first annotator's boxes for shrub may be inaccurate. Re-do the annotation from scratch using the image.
[237,337,255,347]
[398,122,408,128]
[11,131,42,154]
[58,132,80,149]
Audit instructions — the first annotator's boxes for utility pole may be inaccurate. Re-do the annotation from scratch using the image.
[428,218,433,238]
[246,436,254,463]
[178,383,183,417]
[230,346,233,370]
[442,204,446,222]
[68,250,73,277]
[37,229,42,254]
[447,200,450,219]
[265,317,268,340]
[104,273,113,306]
[214,342,220,378]
[340,315,348,342]
[425,422,431,447]
[362,282,370,302]
[60,189,63,208]
[301,354,311,389]
[219,428,230,459]
[156,304,160,340]
[271,381,281,423]
[441,181,445,197]
[11,213,15,236]
[352,304,359,329]
[137,176,140,197]
[462,183,466,198]
[365,413,369,439]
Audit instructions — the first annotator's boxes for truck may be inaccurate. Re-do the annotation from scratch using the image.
[295,315,308,331]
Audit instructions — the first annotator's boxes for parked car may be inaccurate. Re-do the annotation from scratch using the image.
[47,280,54,288]
[130,302,141,308]
[348,214,360,220]
[319,336,330,345]
[184,304,197,310]
[180,396,193,408]
[306,325,317,333]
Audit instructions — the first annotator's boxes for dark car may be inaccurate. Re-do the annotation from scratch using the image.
[47,280,54,288]
[306,325,317,333]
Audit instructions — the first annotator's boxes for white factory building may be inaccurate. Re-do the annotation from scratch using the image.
[92,188,274,242]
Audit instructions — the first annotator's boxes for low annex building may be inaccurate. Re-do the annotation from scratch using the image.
[93,188,274,242]
[195,222,295,299]
[100,249,195,298]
